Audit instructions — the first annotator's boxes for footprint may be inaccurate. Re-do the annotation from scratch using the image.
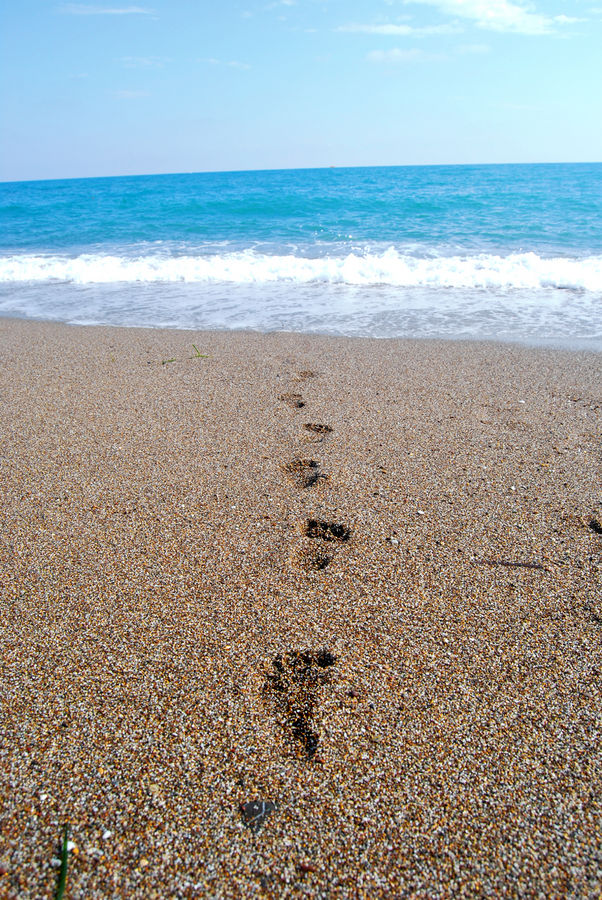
[264,650,337,759]
[303,519,351,543]
[280,392,305,409]
[292,545,333,572]
[283,459,329,489]
[303,423,332,435]
[293,520,351,571]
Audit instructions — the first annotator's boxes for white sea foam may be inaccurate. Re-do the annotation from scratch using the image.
[2,248,602,292]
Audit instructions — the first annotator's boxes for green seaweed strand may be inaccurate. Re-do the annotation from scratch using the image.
[54,825,69,900]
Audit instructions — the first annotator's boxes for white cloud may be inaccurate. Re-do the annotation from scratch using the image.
[339,22,461,35]
[553,14,584,22]
[367,47,442,62]
[403,0,567,34]
[59,4,154,14]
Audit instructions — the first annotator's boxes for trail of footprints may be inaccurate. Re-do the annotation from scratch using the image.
[256,370,350,763]
[279,369,351,575]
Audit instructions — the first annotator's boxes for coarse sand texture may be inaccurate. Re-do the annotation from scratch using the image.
[1,319,601,898]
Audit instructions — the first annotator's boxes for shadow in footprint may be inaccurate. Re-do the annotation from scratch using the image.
[304,519,351,543]
[264,650,337,759]
[280,392,305,409]
[303,423,332,435]
[283,459,329,489]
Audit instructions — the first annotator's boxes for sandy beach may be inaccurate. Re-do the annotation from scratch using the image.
[1,317,601,898]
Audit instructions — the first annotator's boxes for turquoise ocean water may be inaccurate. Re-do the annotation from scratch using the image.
[1,163,601,348]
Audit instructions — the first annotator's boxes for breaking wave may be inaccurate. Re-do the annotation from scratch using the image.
[1,248,602,292]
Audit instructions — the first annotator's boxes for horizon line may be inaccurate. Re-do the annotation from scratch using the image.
[1,159,601,187]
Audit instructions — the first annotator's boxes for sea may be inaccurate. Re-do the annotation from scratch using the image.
[1,163,601,349]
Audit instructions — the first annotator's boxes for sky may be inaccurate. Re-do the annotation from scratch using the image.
[1,0,601,181]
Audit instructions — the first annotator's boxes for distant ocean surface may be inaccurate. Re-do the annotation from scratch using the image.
[1,163,601,349]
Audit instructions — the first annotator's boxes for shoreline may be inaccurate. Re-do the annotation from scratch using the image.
[1,311,601,355]
[1,318,601,897]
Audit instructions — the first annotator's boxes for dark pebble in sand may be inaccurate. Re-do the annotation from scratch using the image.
[240,800,277,833]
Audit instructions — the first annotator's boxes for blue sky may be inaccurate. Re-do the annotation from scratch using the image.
[1,0,601,181]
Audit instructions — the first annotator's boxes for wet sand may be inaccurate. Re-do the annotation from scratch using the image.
[1,318,601,898]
